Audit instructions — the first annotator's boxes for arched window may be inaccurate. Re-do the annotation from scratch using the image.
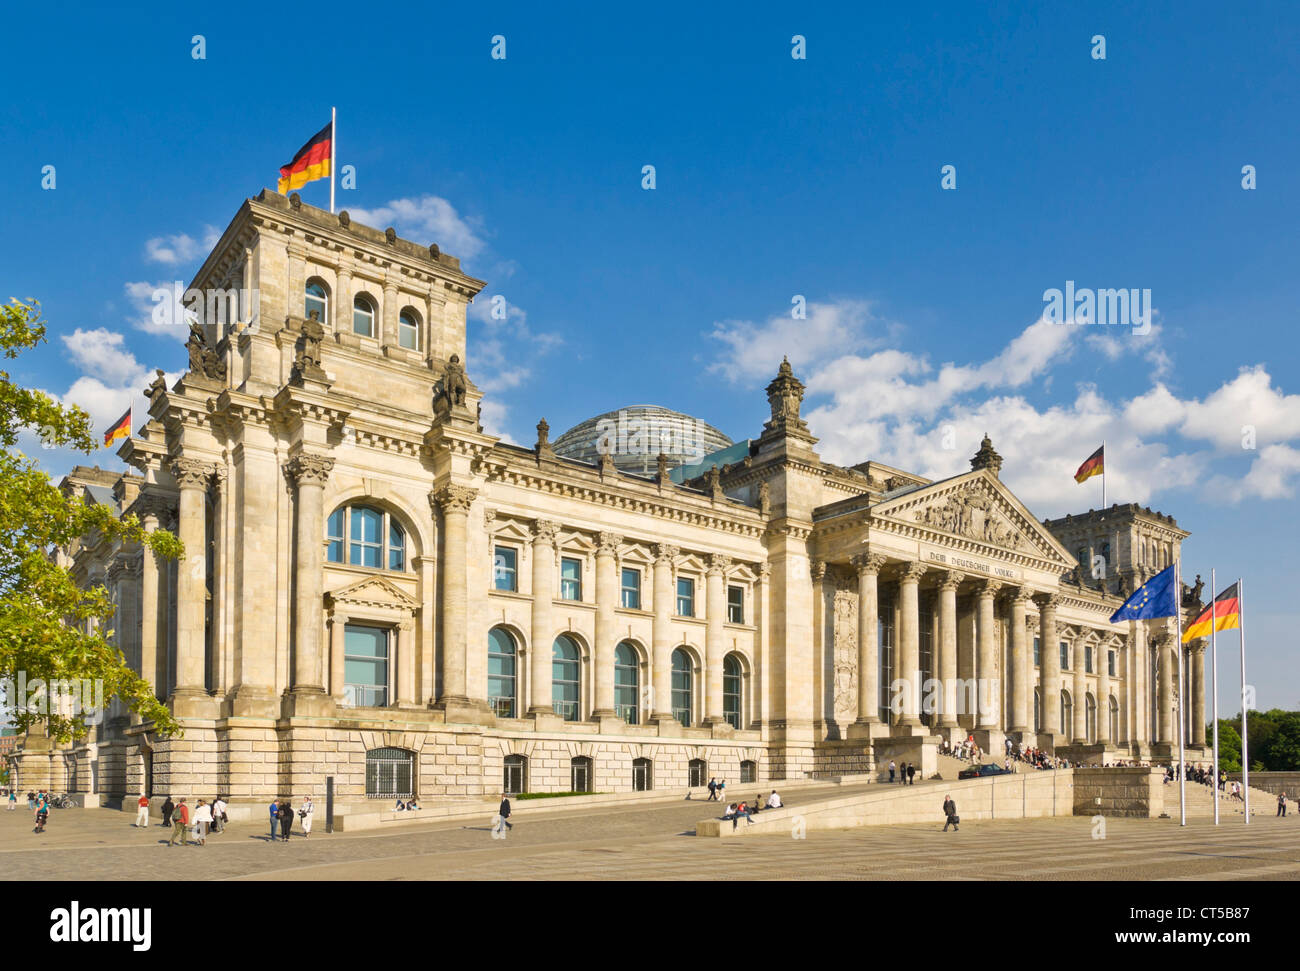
[632,757,653,792]
[305,278,329,322]
[1033,688,1041,734]
[740,760,756,784]
[688,758,707,788]
[671,648,693,727]
[326,504,406,572]
[353,293,377,337]
[614,641,639,724]
[366,747,414,798]
[1061,690,1073,737]
[398,307,420,351]
[570,756,593,793]
[1086,693,1098,743]
[488,628,517,718]
[552,635,580,721]
[503,754,526,795]
[723,654,743,729]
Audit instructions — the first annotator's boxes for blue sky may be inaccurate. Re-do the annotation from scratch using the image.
[2,1,1296,711]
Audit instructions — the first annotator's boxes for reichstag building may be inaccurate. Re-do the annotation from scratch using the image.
[12,190,1213,805]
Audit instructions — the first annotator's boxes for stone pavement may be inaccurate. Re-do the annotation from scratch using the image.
[4,783,1300,881]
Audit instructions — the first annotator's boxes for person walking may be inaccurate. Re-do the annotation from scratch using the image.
[33,791,49,834]
[192,800,212,846]
[888,760,896,783]
[26,791,34,812]
[211,796,227,834]
[497,793,513,833]
[942,794,958,832]
[268,798,280,842]
[7,790,16,811]
[278,799,294,841]
[906,762,916,786]
[134,793,151,828]
[161,795,174,828]
[717,779,726,803]
[707,777,718,801]
[168,799,189,846]
[300,795,314,838]
[1277,792,1288,818]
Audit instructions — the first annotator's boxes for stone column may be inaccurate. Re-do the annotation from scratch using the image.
[704,553,731,725]
[382,279,399,346]
[528,520,559,716]
[1037,594,1061,744]
[852,554,887,726]
[1072,636,1088,744]
[592,531,622,718]
[1097,639,1112,744]
[650,544,678,722]
[976,580,1002,729]
[397,620,416,705]
[896,562,927,728]
[432,485,477,706]
[936,570,964,730]
[169,458,213,704]
[1007,589,1031,735]
[328,609,347,698]
[1130,621,1148,746]
[1190,643,1206,746]
[334,262,353,334]
[136,497,169,701]
[1157,632,1174,744]
[285,453,334,702]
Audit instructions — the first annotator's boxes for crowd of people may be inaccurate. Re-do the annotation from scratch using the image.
[719,789,783,830]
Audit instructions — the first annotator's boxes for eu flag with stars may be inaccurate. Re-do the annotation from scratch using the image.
[1109,563,1179,623]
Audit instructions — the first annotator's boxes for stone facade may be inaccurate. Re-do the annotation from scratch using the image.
[12,190,1211,806]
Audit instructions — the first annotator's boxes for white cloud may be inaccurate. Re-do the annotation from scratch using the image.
[349,196,486,260]
[706,299,882,385]
[123,280,195,338]
[61,328,144,386]
[1218,444,1300,502]
[143,226,220,265]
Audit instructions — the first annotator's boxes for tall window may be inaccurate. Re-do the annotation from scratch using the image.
[878,599,896,722]
[560,557,582,601]
[1085,645,1094,674]
[614,641,639,724]
[353,293,376,337]
[671,648,693,726]
[494,546,517,591]
[503,754,526,795]
[398,309,420,350]
[918,603,934,725]
[365,747,413,798]
[1108,649,1116,677]
[571,756,593,793]
[727,585,745,623]
[1061,690,1073,737]
[620,568,641,609]
[688,758,707,788]
[305,279,328,321]
[488,627,517,718]
[1033,636,1041,667]
[552,635,580,721]
[740,760,756,784]
[344,625,388,707]
[327,505,406,572]
[1086,693,1097,743]
[723,654,743,729]
[1060,641,1070,671]
[632,757,652,792]
[676,577,695,616]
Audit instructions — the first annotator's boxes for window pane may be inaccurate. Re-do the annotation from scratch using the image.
[353,297,374,337]
[398,313,418,350]
[494,547,517,591]
[327,508,344,563]
[727,585,744,623]
[305,282,327,320]
[561,557,582,601]
[620,568,641,609]
[677,577,694,616]
[389,521,405,571]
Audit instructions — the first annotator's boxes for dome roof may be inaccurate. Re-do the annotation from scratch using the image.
[552,404,733,476]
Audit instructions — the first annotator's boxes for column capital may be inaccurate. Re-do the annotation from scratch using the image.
[937,569,965,592]
[707,552,732,576]
[810,559,827,581]
[851,552,888,576]
[283,452,335,486]
[977,577,1001,597]
[596,531,623,555]
[653,543,679,565]
[899,561,928,583]
[1034,591,1062,611]
[169,457,216,489]
[431,484,478,515]
[132,492,176,528]
[531,519,560,546]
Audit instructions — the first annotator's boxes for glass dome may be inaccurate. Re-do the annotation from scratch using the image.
[552,404,734,476]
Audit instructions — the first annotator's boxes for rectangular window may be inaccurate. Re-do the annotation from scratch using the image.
[727,585,745,624]
[620,568,641,609]
[1086,646,1094,674]
[343,625,388,707]
[1033,636,1041,668]
[1108,649,1116,677]
[878,600,895,722]
[676,577,695,617]
[494,546,517,591]
[1060,641,1070,671]
[350,508,382,568]
[560,557,582,601]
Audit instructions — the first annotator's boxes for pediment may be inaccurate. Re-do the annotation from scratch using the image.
[872,469,1074,568]
[327,574,420,610]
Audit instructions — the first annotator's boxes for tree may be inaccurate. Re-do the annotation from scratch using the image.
[0,299,181,740]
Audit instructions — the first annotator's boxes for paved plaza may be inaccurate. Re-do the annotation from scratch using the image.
[4,789,1299,881]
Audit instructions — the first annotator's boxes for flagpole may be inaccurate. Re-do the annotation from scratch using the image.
[1175,558,1186,827]
[1240,577,1249,825]
[330,106,337,214]
[1211,567,1219,825]
[1101,439,1106,509]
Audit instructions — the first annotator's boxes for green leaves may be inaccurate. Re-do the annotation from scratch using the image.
[0,299,180,741]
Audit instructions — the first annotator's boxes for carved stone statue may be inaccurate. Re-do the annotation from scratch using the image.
[292,311,326,384]
[970,433,1003,475]
[185,321,227,382]
[144,368,167,402]
[758,481,771,517]
[763,356,810,436]
[656,452,670,481]
[705,465,723,500]
[441,354,468,408]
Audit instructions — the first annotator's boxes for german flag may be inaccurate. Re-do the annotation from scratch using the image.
[103,407,131,447]
[1074,444,1104,483]
[1183,581,1241,642]
[277,121,332,194]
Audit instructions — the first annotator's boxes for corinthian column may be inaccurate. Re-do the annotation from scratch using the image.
[169,458,214,705]
[650,544,678,723]
[285,453,334,700]
[852,553,887,726]
[1072,636,1088,744]
[897,562,927,728]
[136,495,172,700]
[592,532,622,719]
[528,520,559,715]
[976,579,1002,729]
[1190,642,1206,746]
[1097,639,1112,744]
[432,484,477,706]
[1036,594,1061,745]
[936,571,964,730]
[1007,590,1031,735]
[1157,632,1174,744]
[704,553,731,726]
